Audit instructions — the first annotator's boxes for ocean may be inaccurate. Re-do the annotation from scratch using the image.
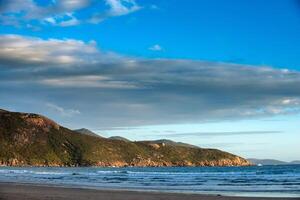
[0,165,299,197]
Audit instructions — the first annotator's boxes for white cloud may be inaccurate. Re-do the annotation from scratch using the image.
[149,44,163,51]
[58,0,91,11]
[106,0,140,16]
[0,0,90,26]
[58,13,80,26]
[44,17,56,25]
[41,75,140,89]
[89,0,141,24]
[280,98,300,105]
[43,13,80,27]
[46,103,80,117]
[0,0,141,27]
[0,34,100,66]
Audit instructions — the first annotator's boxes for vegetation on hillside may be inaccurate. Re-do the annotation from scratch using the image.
[0,109,251,167]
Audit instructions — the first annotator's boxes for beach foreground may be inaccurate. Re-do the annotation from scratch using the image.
[0,183,298,200]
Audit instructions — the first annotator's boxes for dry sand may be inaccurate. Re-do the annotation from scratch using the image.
[0,183,298,200]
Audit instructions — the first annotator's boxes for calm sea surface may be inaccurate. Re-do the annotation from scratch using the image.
[0,165,299,197]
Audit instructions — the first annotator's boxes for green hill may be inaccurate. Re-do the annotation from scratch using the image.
[141,139,200,149]
[109,136,131,142]
[0,109,251,167]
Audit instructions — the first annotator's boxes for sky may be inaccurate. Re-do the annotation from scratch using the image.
[0,0,299,161]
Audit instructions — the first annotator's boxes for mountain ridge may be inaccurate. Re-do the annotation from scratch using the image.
[0,109,251,167]
[109,136,131,142]
[74,128,101,138]
[247,158,300,165]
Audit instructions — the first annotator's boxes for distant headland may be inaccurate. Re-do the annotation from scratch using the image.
[0,109,251,167]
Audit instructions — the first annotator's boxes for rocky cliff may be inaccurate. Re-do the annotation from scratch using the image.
[0,109,251,167]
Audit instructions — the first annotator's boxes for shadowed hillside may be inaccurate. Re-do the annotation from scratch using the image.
[0,109,251,167]
[74,128,101,138]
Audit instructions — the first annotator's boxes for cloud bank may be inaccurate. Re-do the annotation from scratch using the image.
[1,34,300,127]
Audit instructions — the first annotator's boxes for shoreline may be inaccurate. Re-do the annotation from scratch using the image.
[0,182,298,200]
[0,162,253,167]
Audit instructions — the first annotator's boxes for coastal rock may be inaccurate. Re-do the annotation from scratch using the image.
[22,114,60,130]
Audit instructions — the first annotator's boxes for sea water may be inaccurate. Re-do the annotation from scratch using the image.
[0,165,299,197]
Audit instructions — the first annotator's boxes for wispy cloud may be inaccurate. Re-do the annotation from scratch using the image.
[1,34,300,127]
[152,131,283,138]
[197,142,267,149]
[41,75,140,89]
[0,0,141,27]
[90,0,141,23]
[149,44,163,51]
[46,103,80,117]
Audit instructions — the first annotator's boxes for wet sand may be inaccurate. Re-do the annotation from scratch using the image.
[0,182,298,200]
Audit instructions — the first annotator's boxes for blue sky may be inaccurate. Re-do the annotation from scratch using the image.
[0,0,299,161]
[1,0,300,68]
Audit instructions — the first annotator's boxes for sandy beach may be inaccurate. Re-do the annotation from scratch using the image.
[0,183,298,200]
